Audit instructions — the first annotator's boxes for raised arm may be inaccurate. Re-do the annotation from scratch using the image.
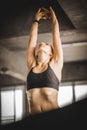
[27,8,50,70]
[27,9,40,70]
[50,7,63,70]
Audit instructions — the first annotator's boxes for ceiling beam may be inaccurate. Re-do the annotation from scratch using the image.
[0,29,87,49]
[58,0,87,29]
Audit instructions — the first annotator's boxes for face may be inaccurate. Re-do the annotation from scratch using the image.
[35,42,53,57]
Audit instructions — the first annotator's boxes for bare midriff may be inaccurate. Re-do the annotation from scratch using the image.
[27,87,59,114]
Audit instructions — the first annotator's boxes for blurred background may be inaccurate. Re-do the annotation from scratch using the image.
[0,0,87,125]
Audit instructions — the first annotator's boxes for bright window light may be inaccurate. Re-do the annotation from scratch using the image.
[58,86,73,108]
[15,89,23,121]
[1,90,14,119]
[1,87,24,124]
[75,84,87,101]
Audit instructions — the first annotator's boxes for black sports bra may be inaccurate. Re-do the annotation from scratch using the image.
[27,65,59,91]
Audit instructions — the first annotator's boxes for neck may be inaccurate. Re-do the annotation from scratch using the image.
[36,53,50,66]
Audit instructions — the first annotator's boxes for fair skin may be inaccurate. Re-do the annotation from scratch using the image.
[26,7,63,114]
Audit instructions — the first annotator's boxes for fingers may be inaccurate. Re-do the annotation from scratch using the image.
[40,8,50,19]
[36,7,54,20]
[37,8,41,13]
[50,6,52,10]
[41,7,49,13]
[50,6,54,13]
[38,6,53,13]
[50,6,56,16]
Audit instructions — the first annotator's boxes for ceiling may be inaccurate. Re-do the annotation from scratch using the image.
[0,0,87,83]
[0,0,87,37]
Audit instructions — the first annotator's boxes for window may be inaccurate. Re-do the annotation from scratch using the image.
[0,85,25,125]
[75,84,87,101]
[58,85,73,107]
[58,82,87,108]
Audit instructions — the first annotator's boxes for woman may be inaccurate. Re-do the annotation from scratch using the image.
[26,6,63,115]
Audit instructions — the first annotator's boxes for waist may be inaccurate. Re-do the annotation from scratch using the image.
[27,87,58,101]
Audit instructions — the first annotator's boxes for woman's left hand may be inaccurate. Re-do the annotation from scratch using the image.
[35,8,51,21]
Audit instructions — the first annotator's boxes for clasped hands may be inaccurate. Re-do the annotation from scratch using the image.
[35,6,54,21]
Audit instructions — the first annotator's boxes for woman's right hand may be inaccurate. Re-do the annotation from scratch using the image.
[35,8,51,21]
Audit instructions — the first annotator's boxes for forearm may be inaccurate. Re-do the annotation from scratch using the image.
[28,21,38,47]
[52,18,63,59]
[28,7,49,47]
[52,18,60,44]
